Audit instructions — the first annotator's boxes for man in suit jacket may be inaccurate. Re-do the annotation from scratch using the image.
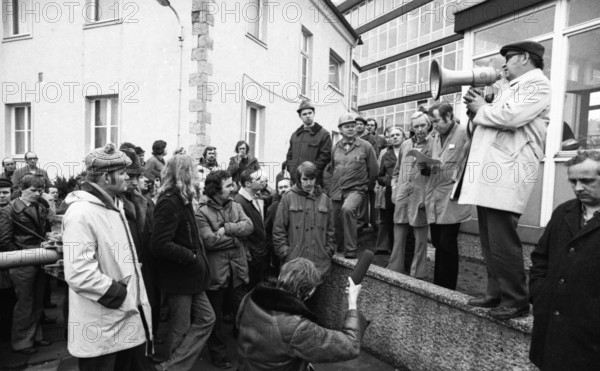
[529,150,600,370]
[462,40,551,319]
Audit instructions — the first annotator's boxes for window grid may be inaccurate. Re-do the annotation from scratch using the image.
[2,0,32,38]
[89,96,119,149]
[10,104,32,156]
[300,29,312,97]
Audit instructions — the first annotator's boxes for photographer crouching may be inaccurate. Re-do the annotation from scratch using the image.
[237,258,368,371]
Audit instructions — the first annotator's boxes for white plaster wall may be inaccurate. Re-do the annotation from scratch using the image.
[209,0,356,178]
[0,0,193,180]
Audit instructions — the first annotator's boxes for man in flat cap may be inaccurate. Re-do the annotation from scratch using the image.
[462,40,551,319]
[286,100,332,186]
[62,143,154,370]
[329,113,378,259]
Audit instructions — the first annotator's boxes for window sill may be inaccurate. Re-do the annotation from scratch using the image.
[84,18,123,30]
[2,34,32,43]
[245,33,267,50]
[326,84,344,97]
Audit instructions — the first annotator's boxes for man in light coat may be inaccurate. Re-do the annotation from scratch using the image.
[425,103,471,290]
[462,40,551,319]
[62,143,153,370]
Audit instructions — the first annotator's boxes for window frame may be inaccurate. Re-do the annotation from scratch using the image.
[246,0,268,45]
[83,0,122,28]
[244,102,265,159]
[300,27,313,98]
[87,95,120,151]
[8,103,32,157]
[2,0,33,40]
[328,50,345,92]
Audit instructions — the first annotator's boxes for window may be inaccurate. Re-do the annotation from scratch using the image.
[7,104,32,155]
[245,103,264,158]
[87,96,119,149]
[300,28,312,97]
[2,0,32,38]
[351,73,359,110]
[85,0,120,23]
[246,0,268,42]
[329,51,344,91]
[562,27,600,150]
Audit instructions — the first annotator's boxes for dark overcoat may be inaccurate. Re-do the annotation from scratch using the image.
[529,198,600,370]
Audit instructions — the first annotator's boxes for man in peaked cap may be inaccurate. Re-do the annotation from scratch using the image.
[286,100,332,186]
[462,40,551,320]
[329,113,378,259]
[62,143,154,369]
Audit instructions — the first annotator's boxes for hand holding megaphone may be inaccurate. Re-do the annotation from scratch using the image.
[429,59,502,101]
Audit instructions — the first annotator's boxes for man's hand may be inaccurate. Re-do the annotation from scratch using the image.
[464,87,487,115]
[345,277,362,310]
[216,227,226,236]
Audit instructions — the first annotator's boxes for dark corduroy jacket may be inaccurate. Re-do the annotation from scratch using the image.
[151,191,210,294]
[529,199,600,370]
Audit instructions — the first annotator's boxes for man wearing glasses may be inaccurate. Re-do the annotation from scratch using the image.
[11,152,51,197]
[461,40,551,319]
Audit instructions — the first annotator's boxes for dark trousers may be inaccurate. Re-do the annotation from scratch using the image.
[430,223,461,290]
[248,255,268,290]
[161,291,215,370]
[477,206,528,308]
[10,265,45,350]
[375,206,394,252]
[0,286,16,341]
[332,191,364,254]
[206,283,247,362]
[78,343,152,371]
[359,190,378,229]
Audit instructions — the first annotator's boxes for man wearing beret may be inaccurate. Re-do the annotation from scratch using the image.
[286,100,332,186]
[462,40,551,319]
[329,113,378,259]
[62,143,154,370]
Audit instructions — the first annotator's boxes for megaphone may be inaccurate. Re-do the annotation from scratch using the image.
[429,59,503,100]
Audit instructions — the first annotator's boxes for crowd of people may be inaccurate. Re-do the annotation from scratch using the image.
[0,39,599,371]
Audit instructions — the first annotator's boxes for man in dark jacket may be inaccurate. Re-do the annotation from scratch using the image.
[196,170,253,369]
[366,118,388,156]
[286,100,332,186]
[529,150,600,370]
[1,157,16,181]
[151,155,214,370]
[330,113,378,259]
[355,116,379,232]
[11,152,51,197]
[265,177,291,276]
[234,169,268,288]
[0,179,16,341]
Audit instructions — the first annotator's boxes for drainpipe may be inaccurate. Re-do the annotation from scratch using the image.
[156,0,185,147]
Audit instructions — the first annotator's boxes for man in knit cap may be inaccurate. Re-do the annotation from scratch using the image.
[62,143,154,370]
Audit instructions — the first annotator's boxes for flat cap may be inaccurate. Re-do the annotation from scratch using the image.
[355,116,367,124]
[296,100,315,114]
[500,40,544,60]
[0,178,12,188]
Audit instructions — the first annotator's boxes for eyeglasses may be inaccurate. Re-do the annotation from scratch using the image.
[390,134,402,138]
[26,157,38,160]
[504,53,523,63]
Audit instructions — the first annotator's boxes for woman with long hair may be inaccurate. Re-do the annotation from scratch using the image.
[150,155,215,370]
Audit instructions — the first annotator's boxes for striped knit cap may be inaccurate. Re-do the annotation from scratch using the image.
[85,143,132,175]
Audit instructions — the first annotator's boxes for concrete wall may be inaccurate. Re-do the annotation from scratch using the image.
[317,257,536,371]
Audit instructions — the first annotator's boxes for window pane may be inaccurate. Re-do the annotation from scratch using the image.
[98,0,119,21]
[95,100,107,127]
[567,0,600,27]
[474,6,555,55]
[15,107,25,130]
[15,132,25,154]
[329,57,339,88]
[247,132,256,152]
[562,28,600,150]
[247,0,260,37]
[111,98,118,126]
[95,127,107,148]
[248,108,257,132]
[110,126,118,144]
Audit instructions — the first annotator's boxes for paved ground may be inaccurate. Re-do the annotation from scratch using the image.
[0,229,488,371]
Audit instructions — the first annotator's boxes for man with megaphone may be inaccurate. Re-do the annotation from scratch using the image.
[459,40,551,320]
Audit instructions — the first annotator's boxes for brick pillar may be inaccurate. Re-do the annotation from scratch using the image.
[189,0,215,159]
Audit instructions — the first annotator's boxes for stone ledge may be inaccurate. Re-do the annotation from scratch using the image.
[316,256,535,371]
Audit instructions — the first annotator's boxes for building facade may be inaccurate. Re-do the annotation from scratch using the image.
[1,0,358,182]
[339,0,600,242]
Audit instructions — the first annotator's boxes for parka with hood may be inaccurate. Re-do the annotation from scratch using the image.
[195,196,253,290]
[62,182,153,358]
[273,184,336,278]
